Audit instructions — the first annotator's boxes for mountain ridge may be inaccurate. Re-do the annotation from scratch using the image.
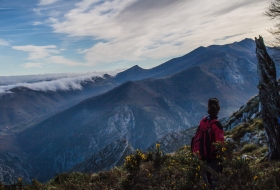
[0,38,272,183]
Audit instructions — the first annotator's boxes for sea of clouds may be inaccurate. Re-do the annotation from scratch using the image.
[0,71,120,94]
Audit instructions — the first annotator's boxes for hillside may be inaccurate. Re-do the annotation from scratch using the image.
[0,38,273,183]
[149,95,262,154]
[16,61,259,181]
[70,139,134,174]
[0,39,262,136]
[7,98,280,189]
[0,75,117,134]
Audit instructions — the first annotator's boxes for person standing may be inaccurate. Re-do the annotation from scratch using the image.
[191,98,224,190]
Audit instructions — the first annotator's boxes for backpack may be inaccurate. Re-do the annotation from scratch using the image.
[191,117,217,160]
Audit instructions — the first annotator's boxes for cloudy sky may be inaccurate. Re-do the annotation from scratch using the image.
[0,0,276,76]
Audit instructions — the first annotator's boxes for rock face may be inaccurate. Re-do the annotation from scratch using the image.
[240,131,267,146]
[222,95,261,130]
[147,127,197,153]
[106,106,136,141]
[255,36,280,160]
[0,152,32,184]
[70,139,134,174]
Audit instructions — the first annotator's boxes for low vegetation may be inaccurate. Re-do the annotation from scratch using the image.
[226,118,263,141]
[1,119,280,190]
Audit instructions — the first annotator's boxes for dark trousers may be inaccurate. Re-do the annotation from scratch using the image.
[202,159,223,190]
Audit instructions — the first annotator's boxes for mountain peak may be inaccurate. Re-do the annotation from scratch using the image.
[131,65,142,69]
[241,38,254,42]
[233,38,255,49]
[114,65,146,82]
[236,38,254,44]
[119,65,144,73]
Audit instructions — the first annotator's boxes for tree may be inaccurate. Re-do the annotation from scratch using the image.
[265,0,280,45]
[255,36,280,160]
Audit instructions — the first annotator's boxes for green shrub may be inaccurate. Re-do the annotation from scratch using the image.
[241,143,259,154]
[230,119,262,141]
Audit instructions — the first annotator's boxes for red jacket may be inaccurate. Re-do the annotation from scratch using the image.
[199,115,224,160]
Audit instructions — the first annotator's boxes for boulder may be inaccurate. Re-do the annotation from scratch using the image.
[240,132,252,144]
[225,137,235,143]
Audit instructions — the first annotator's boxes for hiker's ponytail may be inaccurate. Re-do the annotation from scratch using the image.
[208,98,220,116]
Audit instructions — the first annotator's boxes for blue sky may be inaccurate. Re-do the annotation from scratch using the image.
[0,0,275,76]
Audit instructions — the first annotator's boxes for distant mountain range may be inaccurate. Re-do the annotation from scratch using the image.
[0,38,263,134]
[0,38,275,183]
[0,75,117,134]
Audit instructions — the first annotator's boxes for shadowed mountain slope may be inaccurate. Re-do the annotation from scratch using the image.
[17,59,259,181]
[0,38,259,135]
[115,38,257,81]
[70,139,134,174]
[0,38,270,183]
[0,76,117,134]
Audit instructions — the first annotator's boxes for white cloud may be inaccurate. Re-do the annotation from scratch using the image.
[33,8,42,15]
[12,45,60,60]
[46,0,274,67]
[33,22,42,26]
[0,38,9,46]
[48,56,85,66]
[0,71,120,93]
[77,48,85,54]
[0,72,116,85]
[12,45,88,67]
[21,62,44,68]
[39,0,59,6]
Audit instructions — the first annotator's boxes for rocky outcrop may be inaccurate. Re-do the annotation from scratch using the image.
[240,131,267,146]
[256,36,280,160]
[0,152,32,184]
[147,127,197,153]
[70,139,134,173]
[222,95,261,130]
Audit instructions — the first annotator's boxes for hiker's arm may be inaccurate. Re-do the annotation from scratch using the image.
[213,122,224,143]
